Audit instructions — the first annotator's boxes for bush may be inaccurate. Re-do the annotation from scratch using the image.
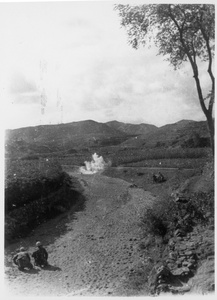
[5,158,64,212]
[141,208,168,237]
[5,173,67,212]
[5,158,85,244]
[5,172,84,243]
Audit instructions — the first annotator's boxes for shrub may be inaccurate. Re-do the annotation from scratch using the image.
[5,173,66,212]
[140,196,176,239]
[141,208,168,237]
[5,158,85,244]
[5,158,64,212]
[5,172,85,243]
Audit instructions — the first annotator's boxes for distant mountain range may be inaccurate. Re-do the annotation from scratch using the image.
[5,119,210,158]
[106,120,158,135]
[119,120,210,149]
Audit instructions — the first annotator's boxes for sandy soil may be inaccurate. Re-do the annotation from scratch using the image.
[4,170,156,296]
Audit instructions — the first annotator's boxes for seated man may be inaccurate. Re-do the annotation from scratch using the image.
[13,247,33,271]
[32,241,48,267]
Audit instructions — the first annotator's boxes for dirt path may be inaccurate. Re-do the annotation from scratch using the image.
[5,170,156,296]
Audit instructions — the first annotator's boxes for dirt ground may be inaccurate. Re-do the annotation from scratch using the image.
[4,169,157,296]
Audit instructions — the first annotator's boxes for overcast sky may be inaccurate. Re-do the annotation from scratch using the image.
[0,0,213,129]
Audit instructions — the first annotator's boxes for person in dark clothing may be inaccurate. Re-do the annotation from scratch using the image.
[32,241,48,267]
[13,247,33,271]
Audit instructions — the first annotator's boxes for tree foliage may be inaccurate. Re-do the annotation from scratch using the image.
[115,4,215,153]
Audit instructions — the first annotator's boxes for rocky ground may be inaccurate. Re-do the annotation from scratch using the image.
[4,164,215,297]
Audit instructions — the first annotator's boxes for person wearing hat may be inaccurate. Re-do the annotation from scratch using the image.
[32,241,48,268]
[13,247,33,271]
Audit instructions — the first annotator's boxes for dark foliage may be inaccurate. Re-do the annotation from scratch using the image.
[140,191,214,239]
[5,158,85,244]
[5,159,64,213]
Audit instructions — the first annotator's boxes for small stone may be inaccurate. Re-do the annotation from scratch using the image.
[207,255,214,261]
[157,283,169,292]
[170,285,191,293]
[169,252,177,260]
[176,260,182,268]
[196,249,201,255]
[167,263,177,270]
[182,261,189,267]
[178,257,185,262]
[172,267,190,276]
[205,212,212,218]
[185,242,195,249]
[179,252,187,257]
[178,244,187,250]
[185,250,193,256]
[188,258,196,264]
[187,262,195,269]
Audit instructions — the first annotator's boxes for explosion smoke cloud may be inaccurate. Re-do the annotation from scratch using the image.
[80,153,108,174]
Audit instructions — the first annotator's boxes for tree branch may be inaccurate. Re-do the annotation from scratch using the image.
[168,5,208,116]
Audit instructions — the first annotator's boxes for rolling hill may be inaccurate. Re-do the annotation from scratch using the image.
[106,120,158,135]
[5,120,129,157]
[119,120,210,149]
[5,119,210,158]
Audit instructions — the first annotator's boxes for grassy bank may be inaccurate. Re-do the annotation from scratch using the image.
[5,158,84,245]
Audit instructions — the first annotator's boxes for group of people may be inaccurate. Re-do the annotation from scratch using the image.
[13,241,48,271]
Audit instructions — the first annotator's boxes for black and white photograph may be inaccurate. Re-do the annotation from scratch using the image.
[2,0,215,297]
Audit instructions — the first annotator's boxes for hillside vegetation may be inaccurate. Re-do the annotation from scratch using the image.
[5,158,84,245]
[120,120,210,149]
[106,120,158,135]
[5,120,210,160]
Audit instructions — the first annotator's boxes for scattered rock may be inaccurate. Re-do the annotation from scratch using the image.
[170,284,191,294]
[129,184,138,188]
[172,267,190,276]
[171,192,190,203]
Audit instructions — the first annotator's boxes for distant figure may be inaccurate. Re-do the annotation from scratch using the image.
[13,247,33,271]
[32,241,48,268]
[158,172,164,181]
[153,172,166,183]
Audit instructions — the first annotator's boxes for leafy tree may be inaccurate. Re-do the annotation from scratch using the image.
[115,4,215,154]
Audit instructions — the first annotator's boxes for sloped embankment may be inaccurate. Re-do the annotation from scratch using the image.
[5,159,84,245]
[103,159,214,295]
[138,160,214,295]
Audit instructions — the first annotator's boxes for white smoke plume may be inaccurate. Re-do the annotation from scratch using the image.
[79,153,108,174]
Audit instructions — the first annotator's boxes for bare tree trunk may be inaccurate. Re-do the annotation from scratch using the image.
[191,70,214,156]
[206,112,214,155]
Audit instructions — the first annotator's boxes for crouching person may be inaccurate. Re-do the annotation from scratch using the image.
[32,241,48,268]
[13,247,33,271]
